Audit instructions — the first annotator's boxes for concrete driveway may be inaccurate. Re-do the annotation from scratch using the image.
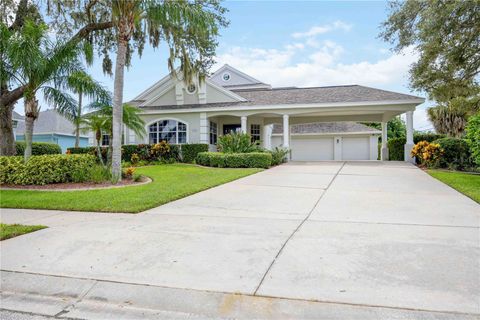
[1,161,479,319]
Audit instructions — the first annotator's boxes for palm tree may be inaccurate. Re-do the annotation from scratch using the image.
[58,71,110,148]
[109,0,224,182]
[86,101,146,165]
[4,20,86,160]
[80,114,108,165]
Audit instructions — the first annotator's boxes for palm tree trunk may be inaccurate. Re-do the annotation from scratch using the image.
[111,38,128,182]
[75,91,82,148]
[0,103,16,156]
[24,97,38,161]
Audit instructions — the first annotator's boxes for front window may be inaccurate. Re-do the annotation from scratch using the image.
[209,121,217,145]
[149,120,187,144]
[251,124,261,142]
[101,133,110,146]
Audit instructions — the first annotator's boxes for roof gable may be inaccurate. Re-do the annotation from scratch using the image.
[134,73,246,107]
[210,64,271,89]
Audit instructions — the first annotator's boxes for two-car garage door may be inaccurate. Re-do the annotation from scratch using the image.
[272,135,375,161]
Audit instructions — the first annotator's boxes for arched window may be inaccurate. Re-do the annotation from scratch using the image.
[149,120,187,144]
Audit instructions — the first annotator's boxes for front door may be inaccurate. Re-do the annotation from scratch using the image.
[223,124,242,135]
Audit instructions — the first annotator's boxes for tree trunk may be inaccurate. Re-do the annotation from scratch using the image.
[0,103,16,156]
[24,97,38,161]
[75,91,82,148]
[111,38,128,182]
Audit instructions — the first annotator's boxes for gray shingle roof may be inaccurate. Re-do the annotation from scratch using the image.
[16,109,77,136]
[137,85,422,111]
[272,122,381,135]
[232,85,421,105]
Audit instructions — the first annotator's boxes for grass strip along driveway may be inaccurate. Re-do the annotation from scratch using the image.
[428,169,480,203]
[0,164,261,213]
[0,223,47,240]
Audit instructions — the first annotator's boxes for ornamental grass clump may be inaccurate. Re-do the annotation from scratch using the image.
[411,141,443,168]
[218,132,261,153]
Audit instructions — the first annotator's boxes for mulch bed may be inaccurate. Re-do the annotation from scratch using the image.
[0,177,151,191]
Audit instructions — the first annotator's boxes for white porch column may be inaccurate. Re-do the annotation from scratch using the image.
[381,122,388,161]
[263,124,272,150]
[283,114,290,148]
[199,112,209,144]
[240,116,247,134]
[404,110,415,163]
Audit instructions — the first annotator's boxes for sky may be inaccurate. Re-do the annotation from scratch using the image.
[17,1,433,131]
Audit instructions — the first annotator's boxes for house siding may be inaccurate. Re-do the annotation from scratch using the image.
[16,134,88,153]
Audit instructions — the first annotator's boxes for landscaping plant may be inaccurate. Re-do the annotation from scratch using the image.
[410,141,443,168]
[218,132,261,153]
[465,114,480,166]
[433,137,471,170]
[15,142,61,156]
[269,147,290,166]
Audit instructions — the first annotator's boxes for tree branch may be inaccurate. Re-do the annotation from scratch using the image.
[71,21,114,42]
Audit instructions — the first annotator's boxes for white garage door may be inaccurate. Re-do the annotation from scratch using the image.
[291,136,334,161]
[342,137,370,160]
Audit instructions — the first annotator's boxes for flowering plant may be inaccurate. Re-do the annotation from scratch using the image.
[411,141,443,167]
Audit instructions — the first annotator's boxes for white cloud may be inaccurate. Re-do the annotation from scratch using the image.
[215,41,431,129]
[292,21,352,38]
[215,41,417,88]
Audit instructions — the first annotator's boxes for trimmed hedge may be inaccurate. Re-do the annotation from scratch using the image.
[387,138,406,161]
[414,133,446,144]
[0,154,97,185]
[15,142,62,155]
[433,138,471,169]
[181,144,208,163]
[196,152,272,168]
[67,143,206,163]
[386,133,448,161]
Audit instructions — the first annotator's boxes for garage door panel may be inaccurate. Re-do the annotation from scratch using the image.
[291,136,334,161]
[342,137,370,160]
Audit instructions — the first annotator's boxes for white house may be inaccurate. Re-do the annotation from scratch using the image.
[128,64,424,162]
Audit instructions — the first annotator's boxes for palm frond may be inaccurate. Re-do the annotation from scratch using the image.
[42,86,77,121]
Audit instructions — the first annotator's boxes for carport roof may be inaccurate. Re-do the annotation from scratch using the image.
[134,85,423,111]
[272,122,381,135]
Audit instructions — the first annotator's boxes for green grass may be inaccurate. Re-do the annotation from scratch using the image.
[428,169,480,203]
[0,223,47,240]
[0,164,261,213]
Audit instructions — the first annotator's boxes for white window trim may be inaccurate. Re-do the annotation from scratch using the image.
[146,118,189,144]
[209,121,218,145]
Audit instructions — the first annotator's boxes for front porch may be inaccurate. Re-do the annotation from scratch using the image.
[199,102,417,162]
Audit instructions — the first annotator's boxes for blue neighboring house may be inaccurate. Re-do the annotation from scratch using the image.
[16,109,89,153]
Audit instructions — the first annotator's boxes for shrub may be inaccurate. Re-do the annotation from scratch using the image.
[387,137,406,161]
[181,144,208,163]
[170,144,181,161]
[15,142,62,155]
[269,147,289,166]
[414,133,446,143]
[411,141,443,168]
[130,153,140,165]
[0,154,97,185]
[151,141,170,160]
[218,132,261,153]
[196,152,272,168]
[68,146,108,163]
[86,165,111,183]
[210,152,227,167]
[122,167,136,179]
[433,137,471,169]
[465,114,480,166]
[243,153,272,168]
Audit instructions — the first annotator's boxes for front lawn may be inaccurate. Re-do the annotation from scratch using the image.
[0,223,47,240]
[428,170,480,203]
[0,164,261,213]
